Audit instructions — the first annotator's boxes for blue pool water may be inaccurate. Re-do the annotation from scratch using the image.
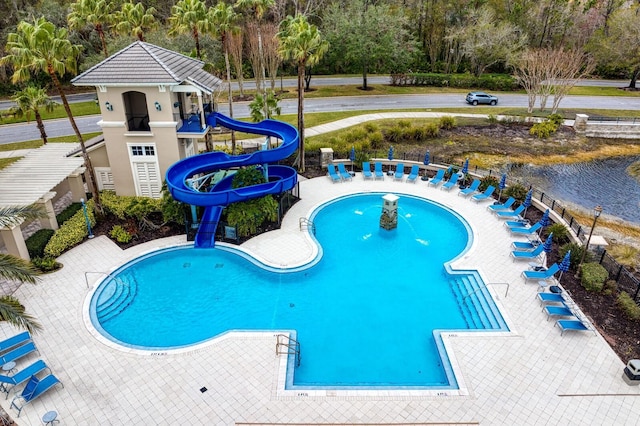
[90,193,506,388]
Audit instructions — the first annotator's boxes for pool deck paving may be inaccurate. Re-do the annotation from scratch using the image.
[1,174,639,425]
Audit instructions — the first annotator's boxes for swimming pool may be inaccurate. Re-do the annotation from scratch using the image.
[89,193,507,388]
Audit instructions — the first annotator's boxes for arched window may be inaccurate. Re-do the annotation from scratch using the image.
[123,91,150,131]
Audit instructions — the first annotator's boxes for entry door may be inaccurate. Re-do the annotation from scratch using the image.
[128,144,161,198]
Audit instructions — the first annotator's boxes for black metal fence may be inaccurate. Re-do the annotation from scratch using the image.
[588,116,640,124]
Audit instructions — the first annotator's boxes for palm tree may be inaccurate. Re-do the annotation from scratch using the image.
[67,0,115,58]
[1,17,103,213]
[277,15,328,172]
[210,2,240,153]
[249,90,280,122]
[168,0,211,60]
[0,205,47,333]
[113,1,158,42]
[11,86,57,145]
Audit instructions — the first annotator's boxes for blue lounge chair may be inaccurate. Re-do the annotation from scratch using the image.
[406,165,419,183]
[495,204,525,218]
[544,303,574,321]
[393,163,405,181]
[512,240,540,250]
[337,163,353,181]
[511,244,544,261]
[0,342,38,365]
[508,222,542,235]
[374,162,384,180]
[556,319,593,336]
[0,332,31,355]
[0,360,48,398]
[362,162,373,180]
[487,196,516,211]
[522,263,560,281]
[471,185,495,202]
[10,374,63,417]
[441,173,461,191]
[458,179,480,197]
[327,164,342,183]
[505,219,529,228]
[427,169,445,187]
[537,292,565,305]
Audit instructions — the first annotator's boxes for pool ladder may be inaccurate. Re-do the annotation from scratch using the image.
[276,334,301,367]
[299,218,316,235]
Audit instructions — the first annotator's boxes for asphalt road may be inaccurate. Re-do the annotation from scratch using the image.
[0,78,638,144]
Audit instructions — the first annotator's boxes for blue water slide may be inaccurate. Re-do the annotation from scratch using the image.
[166,112,299,247]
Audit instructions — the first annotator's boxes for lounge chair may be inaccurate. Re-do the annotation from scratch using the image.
[393,163,405,181]
[327,164,342,183]
[10,373,63,417]
[522,263,560,281]
[441,173,461,191]
[508,222,542,235]
[337,163,353,181]
[458,179,480,197]
[543,303,574,321]
[556,319,593,336]
[537,292,565,305]
[495,204,525,218]
[505,219,529,228]
[406,165,419,183]
[487,196,516,211]
[0,342,38,365]
[512,240,540,251]
[362,162,373,180]
[0,332,31,355]
[374,162,384,180]
[471,185,495,202]
[511,244,544,261]
[0,360,48,399]
[427,169,445,187]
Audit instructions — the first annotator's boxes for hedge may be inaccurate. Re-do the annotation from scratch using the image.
[44,199,95,258]
[390,73,520,91]
[26,229,55,258]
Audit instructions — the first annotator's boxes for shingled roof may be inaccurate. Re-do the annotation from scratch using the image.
[72,41,222,93]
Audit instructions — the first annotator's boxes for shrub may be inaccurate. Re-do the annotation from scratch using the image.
[161,182,186,225]
[55,203,82,226]
[487,114,498,124]
[344,128,368,144]
[559,243,587,270]
[232,166,265,188]
[547,113,564,126]
[423,123,440,138]
[385,126,403,143]
[110,225,132,243]
[547,223,570,243]
[44,199,95,257]
[225,195,278,237]
[368,131,384,149]
[31,256,59,273]
[504,183,528,202]
[580,262,608,292]
[363,122,378,133]
[608,244,639,270]
[26,229,55,258]
[407,126,425,141]
[603,280,617,296]
[397,119,411,128]
[530,121,558,138]
[439,116,456,130]
[617,292,640,320]
[479,176,499,192]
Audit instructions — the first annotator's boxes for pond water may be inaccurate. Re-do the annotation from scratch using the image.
[509,156,640,225]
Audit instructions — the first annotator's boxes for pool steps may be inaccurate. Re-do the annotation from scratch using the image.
[96,273,139,323]
[449,274,502,330]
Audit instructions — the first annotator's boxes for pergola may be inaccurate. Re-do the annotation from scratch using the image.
[0,144,86,260]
